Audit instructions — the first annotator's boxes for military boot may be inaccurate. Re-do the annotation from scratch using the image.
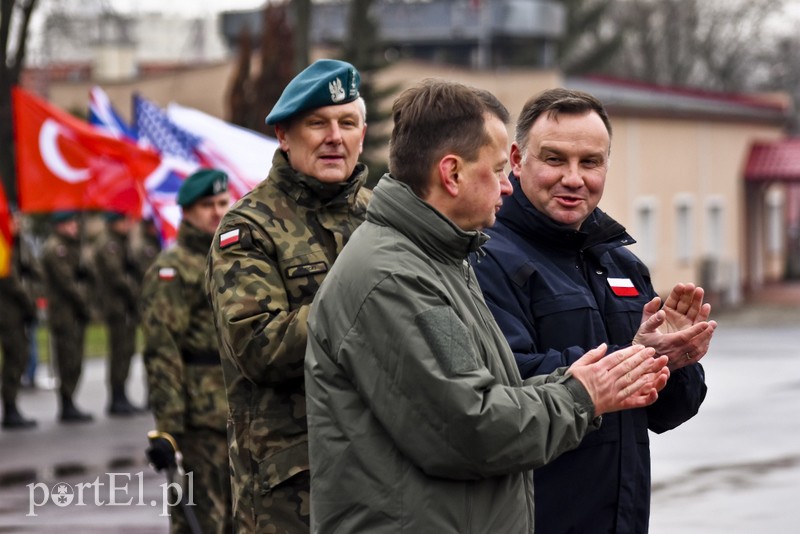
[2,401,37,430]
[108,387,142,416]
[60,395,93,423]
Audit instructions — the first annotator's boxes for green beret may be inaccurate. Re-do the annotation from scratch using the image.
[265,59,361,125]
[51,211,80,224]
[104,211,126,222]
[177,169,229,207]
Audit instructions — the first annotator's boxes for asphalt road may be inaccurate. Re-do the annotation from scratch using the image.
[1,303,798,533]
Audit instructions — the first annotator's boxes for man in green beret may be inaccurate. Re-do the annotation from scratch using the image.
[141,168,232,534]
[94,210,143,416]
[41,211,93,422]
[206,58,372,532]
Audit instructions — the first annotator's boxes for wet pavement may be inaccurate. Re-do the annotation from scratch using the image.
[0,300,798,533]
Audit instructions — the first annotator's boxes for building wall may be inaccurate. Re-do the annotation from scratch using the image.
[41,58,787,304]
[606,118,784,302]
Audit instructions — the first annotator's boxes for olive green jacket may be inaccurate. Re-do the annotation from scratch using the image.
[306,177,599,533]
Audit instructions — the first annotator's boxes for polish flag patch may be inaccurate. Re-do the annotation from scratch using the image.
[219,229,240,248]
[158,267,176,281]
[607,277,639,297]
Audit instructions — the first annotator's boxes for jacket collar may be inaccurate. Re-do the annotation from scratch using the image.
[368,175,488,264]
[496,174,631,252]
[177,220,213,254]
[268,149,368,209]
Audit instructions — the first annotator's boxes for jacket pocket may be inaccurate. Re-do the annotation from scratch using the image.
[257,440,310,493]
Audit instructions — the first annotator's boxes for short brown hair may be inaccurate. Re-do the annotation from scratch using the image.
[389,79,509,197]
[515,88,612,154]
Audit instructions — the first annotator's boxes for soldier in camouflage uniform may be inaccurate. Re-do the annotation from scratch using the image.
[41,211,93,423]
[94,212,143,416]
[206,59,371,532]
[141,169,232,534]
[1,215,38,429]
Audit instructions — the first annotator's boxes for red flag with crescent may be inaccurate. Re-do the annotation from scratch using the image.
[12,87,161,215]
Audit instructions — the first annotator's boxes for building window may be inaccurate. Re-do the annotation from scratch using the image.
[766,186,785,255]
[674,194,694,264]
[704,197,725,259]
[634,197,658,265]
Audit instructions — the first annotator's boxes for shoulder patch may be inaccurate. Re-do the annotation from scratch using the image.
[219,228,240,248]
[158,267,177,280]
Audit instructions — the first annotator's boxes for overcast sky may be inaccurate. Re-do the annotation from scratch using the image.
[108,0,266,15]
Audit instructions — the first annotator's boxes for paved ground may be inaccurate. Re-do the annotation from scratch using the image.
[0,294,798,533]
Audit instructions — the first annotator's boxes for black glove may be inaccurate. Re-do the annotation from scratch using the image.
[146,432,179,472]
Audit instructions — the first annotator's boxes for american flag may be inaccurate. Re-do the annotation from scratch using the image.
[134,94,203,164]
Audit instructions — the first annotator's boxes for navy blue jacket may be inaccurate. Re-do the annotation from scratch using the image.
[472,176,707,534]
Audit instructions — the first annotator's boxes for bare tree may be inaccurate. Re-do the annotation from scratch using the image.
[557,0,624,76]
[604,0,786,92]
[0,0,38,207]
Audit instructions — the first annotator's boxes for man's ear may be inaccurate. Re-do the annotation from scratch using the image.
[437,154,461,198]
[275,124,290,151]
[510,142,523,175]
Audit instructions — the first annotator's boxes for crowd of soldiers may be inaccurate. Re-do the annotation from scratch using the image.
[0,211,161,428]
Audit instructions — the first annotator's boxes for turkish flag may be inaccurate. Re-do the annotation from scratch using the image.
[12,87,161,215]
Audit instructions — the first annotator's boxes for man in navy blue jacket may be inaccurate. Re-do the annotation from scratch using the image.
[472,88,716,533]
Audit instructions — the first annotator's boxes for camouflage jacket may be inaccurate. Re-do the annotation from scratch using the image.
[141,220,227,435]
[41,232,90,327]
[206,150,371,497]
[0,237,37,328]
[94,228,138,318]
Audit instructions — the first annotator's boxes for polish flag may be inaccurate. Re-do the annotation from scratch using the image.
[607,277,639,297]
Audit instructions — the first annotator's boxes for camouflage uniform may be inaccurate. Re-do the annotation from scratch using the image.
[0,236,38,422]
[94,226,140,409]
[141,220,231,534]
[41,231,90,407]
[206,150,371,532]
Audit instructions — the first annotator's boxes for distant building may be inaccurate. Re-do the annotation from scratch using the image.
[220,0,565,69]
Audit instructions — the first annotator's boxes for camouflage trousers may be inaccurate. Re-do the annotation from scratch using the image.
[169,427,233,534]
[106,313,137,390]
[0,320,31,403]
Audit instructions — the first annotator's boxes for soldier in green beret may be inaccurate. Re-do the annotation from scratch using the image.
[206,58,372,532]
[41,211,93,423]
[94,210,143,416]
[141,168,232,534]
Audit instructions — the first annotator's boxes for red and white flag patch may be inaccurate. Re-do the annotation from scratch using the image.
[607,277,639,297]
[158,267,176,281]
[219,229,240,248]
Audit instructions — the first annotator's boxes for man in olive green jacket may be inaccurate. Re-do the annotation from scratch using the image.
[305,80,671,533]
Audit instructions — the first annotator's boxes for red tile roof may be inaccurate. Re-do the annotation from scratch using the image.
[745,139,800,182]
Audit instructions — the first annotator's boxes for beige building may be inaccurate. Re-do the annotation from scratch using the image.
[39,57,790,307]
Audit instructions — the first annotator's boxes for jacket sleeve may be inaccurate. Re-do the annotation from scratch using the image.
[647,362,707,433]
[42,246,87,312]
[313,272,598,480]
[206,218,307,386]
[96,239,138,311]
[140,260,188,435]
[473,254,588,377]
